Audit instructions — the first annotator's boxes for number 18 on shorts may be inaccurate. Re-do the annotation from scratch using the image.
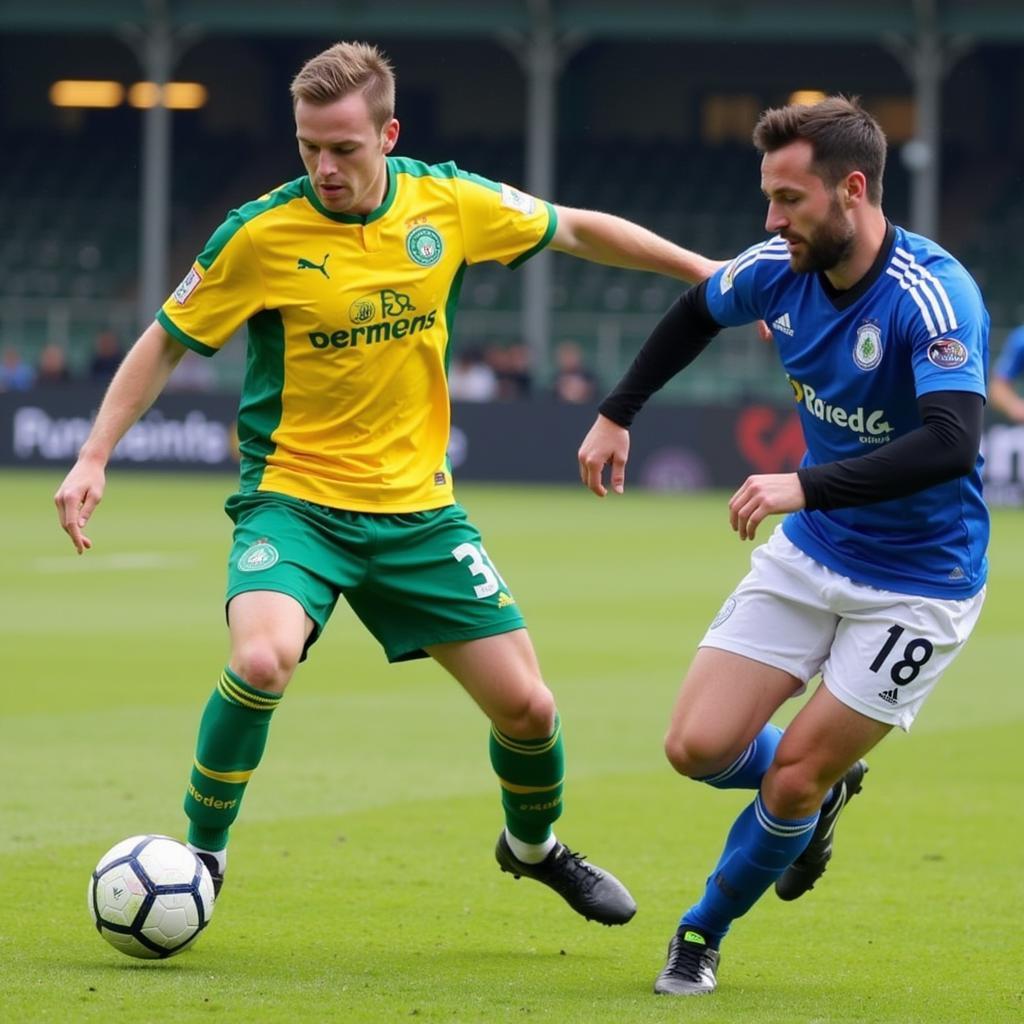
[700,528,985,731]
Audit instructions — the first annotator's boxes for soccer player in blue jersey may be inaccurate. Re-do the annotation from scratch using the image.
[578,96,989,995]
[989,324,1024,422]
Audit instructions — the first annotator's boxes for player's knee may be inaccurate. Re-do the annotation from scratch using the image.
[493,683,557,739]
[230,642,299,694]
[663,728,725,779]
[762,762,827,818]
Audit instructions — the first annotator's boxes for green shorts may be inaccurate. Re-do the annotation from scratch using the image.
[224,491,526,663]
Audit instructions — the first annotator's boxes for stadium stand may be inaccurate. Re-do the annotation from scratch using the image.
[0,21,1013,399]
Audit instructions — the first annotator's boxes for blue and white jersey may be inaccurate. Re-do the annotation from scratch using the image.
[993,324,1024,381]
[706,223,989,599]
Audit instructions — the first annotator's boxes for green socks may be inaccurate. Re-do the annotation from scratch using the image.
[186,674,565,851]
[489,714,565,844]
[184,667,281,851]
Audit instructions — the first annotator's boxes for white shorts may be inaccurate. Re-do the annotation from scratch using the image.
[700,527,986,731]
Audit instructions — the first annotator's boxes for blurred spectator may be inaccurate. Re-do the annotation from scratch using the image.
[449,347,498,401]
[989,323,1024,423]
[166,351,218,391]
[489,342,534,400]
[0,345,36,392]
[551,340,598,404]
[88,330,123,382]
[36,343,72,387]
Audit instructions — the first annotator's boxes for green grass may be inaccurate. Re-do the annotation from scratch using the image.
[1,470,1021,1023]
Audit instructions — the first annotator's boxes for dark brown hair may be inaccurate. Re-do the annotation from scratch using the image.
[752,96,886,204]
[290,42,395,129]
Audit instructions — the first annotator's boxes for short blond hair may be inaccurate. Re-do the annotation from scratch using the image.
[290,42,395,129]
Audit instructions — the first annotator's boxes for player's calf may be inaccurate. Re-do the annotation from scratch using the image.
[774,759,868,901]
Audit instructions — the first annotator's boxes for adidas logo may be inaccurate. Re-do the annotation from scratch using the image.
[497,591,516,608]
[772,312,795,336]
[948,566,965,580]
[878,688,899,705]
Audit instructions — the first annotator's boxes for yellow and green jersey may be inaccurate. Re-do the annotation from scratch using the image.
[157,157,556,511]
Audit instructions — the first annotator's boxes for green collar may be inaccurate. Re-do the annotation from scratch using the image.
[301,159,397,224]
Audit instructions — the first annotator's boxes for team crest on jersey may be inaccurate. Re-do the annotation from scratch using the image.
[172,266,203,305]
[853,321,883,370]
[927,338,969,369]
[237,540,279,572]
[406,225,443,267]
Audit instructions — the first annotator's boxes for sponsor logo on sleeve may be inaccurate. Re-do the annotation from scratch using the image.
[926,338,969,369]
[500,182,536,215]
[720,257,738,295]
[172,265,203,305]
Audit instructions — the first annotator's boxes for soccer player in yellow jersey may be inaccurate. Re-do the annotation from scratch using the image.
[55,41,719,927]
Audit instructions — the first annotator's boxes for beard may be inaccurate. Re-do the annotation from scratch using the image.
[785,196,855,274]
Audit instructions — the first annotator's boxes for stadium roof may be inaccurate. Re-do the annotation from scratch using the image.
[3,0,1024,42]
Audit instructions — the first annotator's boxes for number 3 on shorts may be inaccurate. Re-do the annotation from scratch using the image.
[452,542,508,599]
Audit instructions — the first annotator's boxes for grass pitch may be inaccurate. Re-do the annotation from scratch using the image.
[1,470,1020,1023]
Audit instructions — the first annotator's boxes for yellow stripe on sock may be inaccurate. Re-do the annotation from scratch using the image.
[218,671,280,711]
[496,775,565,795]
[490,723,561,756]
[193,759,254,784]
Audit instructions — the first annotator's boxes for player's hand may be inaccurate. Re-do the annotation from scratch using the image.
[578,414,630,497]
[54,458,107,554]
[756,320,774,343]
[728,472,805,541]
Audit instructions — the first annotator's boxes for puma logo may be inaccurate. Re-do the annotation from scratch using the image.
[297,253,330,279]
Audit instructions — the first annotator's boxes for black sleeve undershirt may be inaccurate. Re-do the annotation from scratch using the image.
[595,280,983,510]
[797,390,983,510]
[598,281,721,428]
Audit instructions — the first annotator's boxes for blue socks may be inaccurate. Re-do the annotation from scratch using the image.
[681,793,818,943]
[680,723,824,945]
[697,724,783,790]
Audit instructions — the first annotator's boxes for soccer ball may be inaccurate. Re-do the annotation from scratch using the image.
[87,834,216,959]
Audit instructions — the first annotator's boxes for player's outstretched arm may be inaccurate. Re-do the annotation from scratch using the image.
[549,205,723,285]
[548,207,773,340]
[54,322,186,553]
[578,415,631,497]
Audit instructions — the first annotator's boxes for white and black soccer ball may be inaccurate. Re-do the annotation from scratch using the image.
[87,834,216,959]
